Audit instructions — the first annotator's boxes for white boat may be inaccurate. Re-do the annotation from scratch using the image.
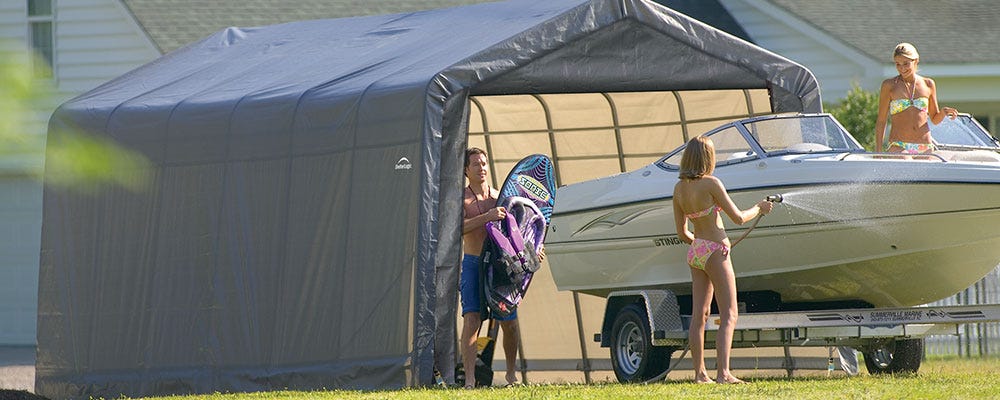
[546,113,1000,310]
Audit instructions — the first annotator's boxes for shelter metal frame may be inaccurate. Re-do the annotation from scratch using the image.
[465,88,771,383]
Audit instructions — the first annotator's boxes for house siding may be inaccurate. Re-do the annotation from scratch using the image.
[54,0,160,97]
[0,2,26,38]
[0,179,43,345]
[720,0,877,102]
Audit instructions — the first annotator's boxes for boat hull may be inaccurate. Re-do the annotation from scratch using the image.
[547,181,1000,308]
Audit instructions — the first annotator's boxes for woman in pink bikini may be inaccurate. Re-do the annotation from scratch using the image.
[875,42,959,154]
[672,136,773,384]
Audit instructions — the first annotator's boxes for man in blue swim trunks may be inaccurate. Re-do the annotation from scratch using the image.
[460,147,519,388]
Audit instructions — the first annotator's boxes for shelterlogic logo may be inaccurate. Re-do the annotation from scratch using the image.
[395,157,412,171]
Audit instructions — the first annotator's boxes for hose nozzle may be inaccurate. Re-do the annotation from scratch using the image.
[766,194,783,203]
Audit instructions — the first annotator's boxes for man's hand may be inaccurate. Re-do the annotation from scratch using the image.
[488,206,507,221]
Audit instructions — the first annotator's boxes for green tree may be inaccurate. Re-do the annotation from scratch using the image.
[825,83,880,151]
[1,42,149,193]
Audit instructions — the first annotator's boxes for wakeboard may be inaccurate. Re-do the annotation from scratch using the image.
[495,154,556,224]
[482,154,556,318]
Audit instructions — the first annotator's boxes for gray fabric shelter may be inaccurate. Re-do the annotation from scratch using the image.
[37,0,820,398]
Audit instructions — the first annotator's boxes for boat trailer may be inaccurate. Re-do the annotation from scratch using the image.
[594,289,1000,381]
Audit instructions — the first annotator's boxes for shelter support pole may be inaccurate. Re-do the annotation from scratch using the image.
[531,94,562,187]
[955,292,963,356]
[516,319,529,384]
[600,93,626,174]
[964,288,972,357]
[782,344,795,377]
[672,91,689,142]
[469,97,499,188]
[978,279,986,356]
[742,89,756,116]
[573,291,593,383]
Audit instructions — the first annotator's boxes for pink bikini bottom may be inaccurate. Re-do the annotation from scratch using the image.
[687,238,730,270]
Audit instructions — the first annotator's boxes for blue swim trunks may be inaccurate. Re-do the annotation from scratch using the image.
[460,254,517,321]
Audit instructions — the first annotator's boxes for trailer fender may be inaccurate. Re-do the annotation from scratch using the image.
[599,290,685,347]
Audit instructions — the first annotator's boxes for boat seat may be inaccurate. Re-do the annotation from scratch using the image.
[727,151,754,160]
[786,142,833,152]
[934,149,1000,162]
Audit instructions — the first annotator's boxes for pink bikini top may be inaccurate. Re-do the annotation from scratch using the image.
[685,205,721,219]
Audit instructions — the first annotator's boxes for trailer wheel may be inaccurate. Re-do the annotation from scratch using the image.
[863,338,923,374]
[610,304,673,382]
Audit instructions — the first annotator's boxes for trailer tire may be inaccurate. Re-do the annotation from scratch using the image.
[863,338,923,375]
[610,304,672,382]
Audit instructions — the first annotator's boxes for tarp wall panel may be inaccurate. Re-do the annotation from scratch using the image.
[214,160,288,366]
[147,165,225,370]
[35,178,100,376]
[280,153,353,363]
[338,144,420,360]
[86,170,161,370]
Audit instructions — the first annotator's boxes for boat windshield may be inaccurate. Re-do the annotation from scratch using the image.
[658,125,756,168]
[657,114,859,170]
[744,115,857,155]
[931,114,999,148]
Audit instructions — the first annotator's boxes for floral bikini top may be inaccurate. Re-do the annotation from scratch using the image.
[889,97,928,115]
[684,205,721,219]
[889,76,928,115]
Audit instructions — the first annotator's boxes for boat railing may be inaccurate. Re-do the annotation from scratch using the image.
[935,143,1000,153]
[838,151,948,162]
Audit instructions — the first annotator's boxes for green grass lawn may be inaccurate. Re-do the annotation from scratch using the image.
[139,357,1000,400]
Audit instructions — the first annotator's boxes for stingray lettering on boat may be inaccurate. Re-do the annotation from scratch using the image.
[653,236,685,246]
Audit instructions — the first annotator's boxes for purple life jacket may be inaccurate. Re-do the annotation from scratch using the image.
[482,196,546,318]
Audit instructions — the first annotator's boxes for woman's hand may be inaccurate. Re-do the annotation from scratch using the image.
[941,106,959,120]
[757,200,774,215]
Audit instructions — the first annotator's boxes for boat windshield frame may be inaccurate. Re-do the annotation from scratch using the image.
[655,113,862,171]
[931,113,1000,151]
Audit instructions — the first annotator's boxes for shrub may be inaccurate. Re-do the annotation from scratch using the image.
[825,83,880,151]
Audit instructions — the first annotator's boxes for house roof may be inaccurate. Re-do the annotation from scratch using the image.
[768,0,1000,64]
[121,0,500,53]
[121,0,751,54]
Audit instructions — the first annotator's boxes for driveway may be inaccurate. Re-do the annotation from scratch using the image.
[0,346,34,393]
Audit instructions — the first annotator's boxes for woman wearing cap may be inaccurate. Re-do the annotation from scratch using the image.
[874,42,960,154]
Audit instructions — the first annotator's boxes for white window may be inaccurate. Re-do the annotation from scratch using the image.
[27,0,55,78]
